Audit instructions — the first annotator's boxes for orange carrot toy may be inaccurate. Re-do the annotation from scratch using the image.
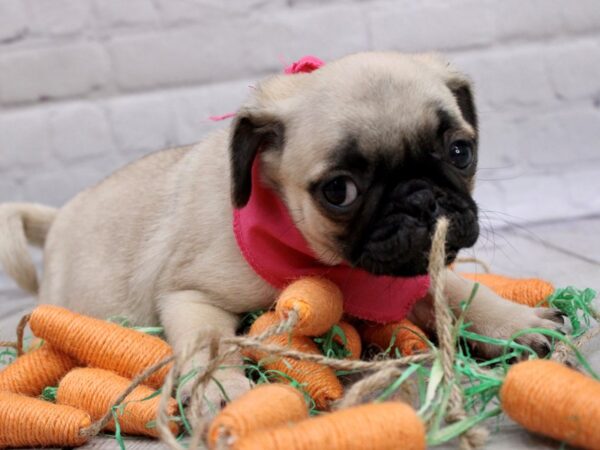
[207,384,308,449]
[56,368,179,438]
[0,391,91,448]
[275,277,344,336]
[233,402,426,450]
[501,359,600,449]
[334,321,362,359]
[461,273,554,307]
[243,312,343,409]
[361,319,429,356]
[0,344,76,396]
[28,304,173,389]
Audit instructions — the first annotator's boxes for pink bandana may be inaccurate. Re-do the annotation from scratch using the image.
[231,56,430,323]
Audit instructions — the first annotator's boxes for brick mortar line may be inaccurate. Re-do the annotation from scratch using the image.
[2,20,598,57]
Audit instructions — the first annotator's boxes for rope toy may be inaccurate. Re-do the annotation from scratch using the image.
[0,391,92,448]
[56,368,179,438]
[334,321,362,359]
[461,273,554,307]
[501,359,600,449]
[29,304,173,389]
[232,402,426,450]
[275,276,344,336]
[360,319,429,356]
[207,383,308,449]
[243,311,344,409]
[0,344,76,396]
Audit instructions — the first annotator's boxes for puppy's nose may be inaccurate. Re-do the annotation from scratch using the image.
[405,186,438,218]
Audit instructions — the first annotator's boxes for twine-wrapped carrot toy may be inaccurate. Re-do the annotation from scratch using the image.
[207,383,426,450]
[360,319,429,356]
[241,277,353,409]
[0,391,92,448]
[233,402,426,450]
[57,368,179,438]
[207,383,309,448]
[243,311,344,409]
[29,304,173,389]
[0,343,76,396]
[461,272,554,307]
[275,276,344,336]
[334,321,362,359]
[500,359,600,449]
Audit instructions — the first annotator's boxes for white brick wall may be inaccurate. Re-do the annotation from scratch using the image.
[0,0,599,228]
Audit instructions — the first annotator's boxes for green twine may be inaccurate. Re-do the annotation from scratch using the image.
[41,386,57,402]
[314,324,351,360]
[0,347,16,367]
[547,287,597,337]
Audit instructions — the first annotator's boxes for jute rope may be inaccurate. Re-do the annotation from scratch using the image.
[0,341,18,350]
[552,325,600,367]
[0,313,32,355]
[429,218,488,450]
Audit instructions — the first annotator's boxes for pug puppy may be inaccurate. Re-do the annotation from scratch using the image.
[0,52,562,409]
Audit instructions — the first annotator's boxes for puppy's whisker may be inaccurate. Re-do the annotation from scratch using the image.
[472,209,532,268]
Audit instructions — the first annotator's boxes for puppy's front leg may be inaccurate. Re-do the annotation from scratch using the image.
[158,291,251,414]
[411,269,564,357]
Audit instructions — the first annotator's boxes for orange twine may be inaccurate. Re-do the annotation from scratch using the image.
[0,391,91,448]
[207,384,308,448]
[334,321,362,360]
[360,319,429,356]
[461,273,554,307]
[29,304,173,389]
[501,359,600,450]
[56,367,179,438]
[0,343,77,396]
[276,277,344,336]
[233,401,426,450]
[243,312,343,409]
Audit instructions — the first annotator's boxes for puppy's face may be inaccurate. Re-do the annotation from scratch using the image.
[230,52,479,276]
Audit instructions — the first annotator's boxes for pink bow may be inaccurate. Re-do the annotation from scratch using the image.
[283,55,324,74]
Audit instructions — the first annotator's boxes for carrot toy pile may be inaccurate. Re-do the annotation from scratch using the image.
[2,249,600,449]
[0,304,180,448]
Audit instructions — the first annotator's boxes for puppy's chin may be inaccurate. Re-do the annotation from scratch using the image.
[347,179,479,277]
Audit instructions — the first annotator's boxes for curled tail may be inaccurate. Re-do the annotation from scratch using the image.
[0,203,57,295]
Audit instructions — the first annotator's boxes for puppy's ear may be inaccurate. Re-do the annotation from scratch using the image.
[230,73,310,207]
[230,109,284,208]
[415,53,478,132]
[446,75,478,132]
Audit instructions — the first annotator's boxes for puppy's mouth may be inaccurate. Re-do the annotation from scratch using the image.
[346,179,479,277]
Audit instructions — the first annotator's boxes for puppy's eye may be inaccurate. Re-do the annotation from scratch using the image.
[322,176,358,207]
[448,140,473,169]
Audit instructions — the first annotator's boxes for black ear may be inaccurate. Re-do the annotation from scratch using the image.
[230,113,284,208]
[449,81,478,132]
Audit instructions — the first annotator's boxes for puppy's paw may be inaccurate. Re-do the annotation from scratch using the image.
[200,369,252,416]
[178,365,251,417]
[467,302,564,359]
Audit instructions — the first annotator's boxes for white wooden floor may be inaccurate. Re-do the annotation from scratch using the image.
[1,216,599,449]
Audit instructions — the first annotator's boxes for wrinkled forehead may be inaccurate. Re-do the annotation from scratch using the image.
[286,70,462,175]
